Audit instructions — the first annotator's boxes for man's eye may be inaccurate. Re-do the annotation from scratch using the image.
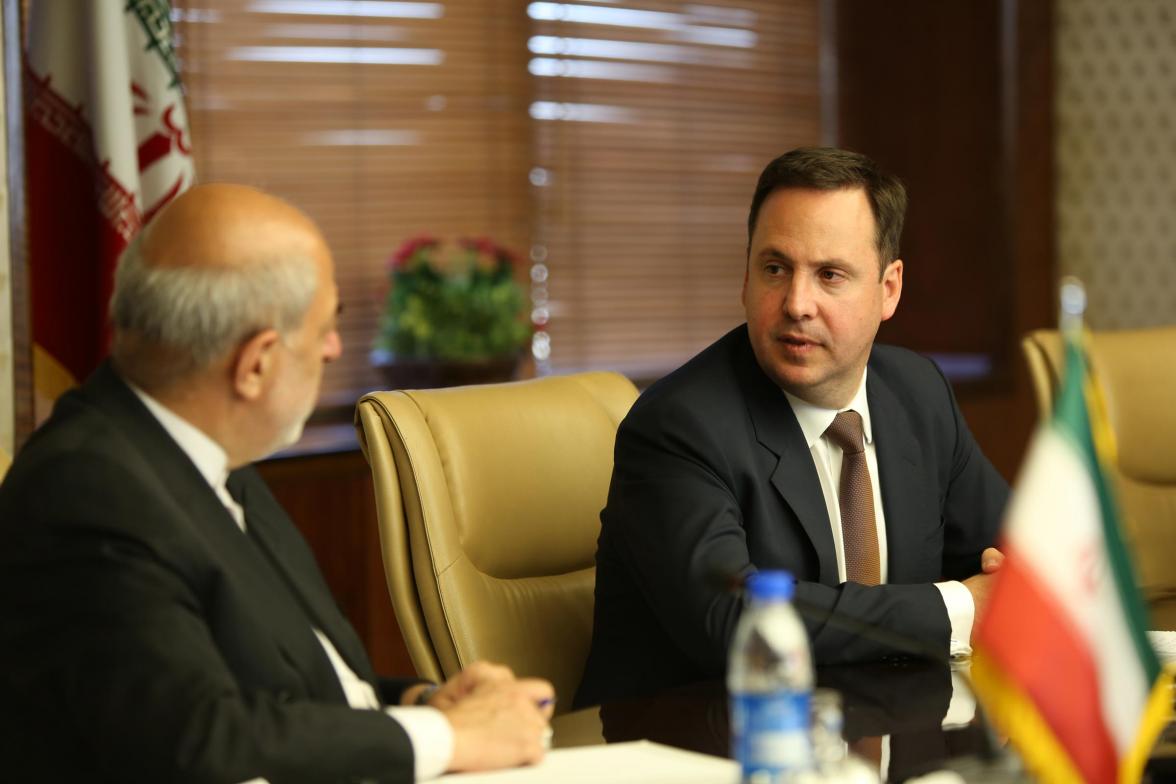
[765,263,785,275]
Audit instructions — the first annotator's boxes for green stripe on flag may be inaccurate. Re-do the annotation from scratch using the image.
[1052,335,1160,683]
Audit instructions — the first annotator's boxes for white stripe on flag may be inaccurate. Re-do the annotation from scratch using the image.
[1004,425,1149,753]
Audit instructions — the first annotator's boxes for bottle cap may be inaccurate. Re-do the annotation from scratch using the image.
[746,570,795,601]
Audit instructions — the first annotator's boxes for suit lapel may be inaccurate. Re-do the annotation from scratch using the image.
[866,369,931,583]
[734,333,839,584]
[85,363,252,545]
[229,470,377,685]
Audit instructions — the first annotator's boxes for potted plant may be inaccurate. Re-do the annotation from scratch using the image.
[370,235,532,388]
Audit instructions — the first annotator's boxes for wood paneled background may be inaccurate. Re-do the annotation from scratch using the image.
[835,0,1055,480]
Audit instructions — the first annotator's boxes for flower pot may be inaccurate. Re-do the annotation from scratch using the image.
[370,353,521,390]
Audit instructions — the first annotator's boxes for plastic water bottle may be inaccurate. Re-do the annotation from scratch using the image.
[728,570,814,783]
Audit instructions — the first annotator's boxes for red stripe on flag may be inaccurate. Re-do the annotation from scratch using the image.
[975,550,1118,783]
[25,62,141,383]
[26,114,111,381]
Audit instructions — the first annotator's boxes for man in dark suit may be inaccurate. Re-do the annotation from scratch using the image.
[576,148,1009,708]
[0,184,553,783]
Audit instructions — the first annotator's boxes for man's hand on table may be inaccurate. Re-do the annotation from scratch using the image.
[962,547,1005,618]
[402,661,556,773]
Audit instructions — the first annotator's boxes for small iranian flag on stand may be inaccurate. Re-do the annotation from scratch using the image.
[24,0,194,418]
[972,282,1174,784]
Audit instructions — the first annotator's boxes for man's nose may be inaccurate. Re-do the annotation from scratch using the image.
[783,274,817,320]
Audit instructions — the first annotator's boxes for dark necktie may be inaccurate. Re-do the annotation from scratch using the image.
[824,410,881,585]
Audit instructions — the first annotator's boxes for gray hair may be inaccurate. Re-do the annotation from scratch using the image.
[109,231,318,379]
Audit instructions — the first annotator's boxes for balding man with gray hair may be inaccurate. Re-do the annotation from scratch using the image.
[0,184,554,783]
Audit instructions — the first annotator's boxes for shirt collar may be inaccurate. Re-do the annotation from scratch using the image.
[782,369,873,449]
[126,380,232,495]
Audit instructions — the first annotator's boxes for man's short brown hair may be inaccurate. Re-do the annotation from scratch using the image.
[747,147,908,273]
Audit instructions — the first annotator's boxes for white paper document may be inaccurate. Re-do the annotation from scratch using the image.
[436,740,739,783]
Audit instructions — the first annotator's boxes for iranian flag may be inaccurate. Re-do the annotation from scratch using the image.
[972,329,1174,783]
[24,0,194,416]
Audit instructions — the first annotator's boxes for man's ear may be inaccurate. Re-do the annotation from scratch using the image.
[880,259,903,322]
[232,329,281,401]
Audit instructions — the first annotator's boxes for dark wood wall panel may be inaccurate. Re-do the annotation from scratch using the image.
[838,1,1009,359]
[833,0,1055,480]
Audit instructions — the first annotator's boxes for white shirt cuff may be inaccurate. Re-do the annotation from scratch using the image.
[944,662,978,728]
[933,580,975,659]
[385,706,454,780]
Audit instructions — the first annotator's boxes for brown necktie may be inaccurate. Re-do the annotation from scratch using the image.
[825,411,881,585]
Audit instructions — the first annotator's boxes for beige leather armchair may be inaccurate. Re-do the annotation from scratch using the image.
[1022,326,1176,629]
[355,372,639,711]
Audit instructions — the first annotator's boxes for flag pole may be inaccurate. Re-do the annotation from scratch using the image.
[1058,275,1086,339]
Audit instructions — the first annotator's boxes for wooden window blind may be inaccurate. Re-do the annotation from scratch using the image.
[172,0,533,407]
[528,1,820,378]
[172,0,820,401]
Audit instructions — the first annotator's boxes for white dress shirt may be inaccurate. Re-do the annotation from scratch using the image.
[780,370,976,658]
[130,384,453,780]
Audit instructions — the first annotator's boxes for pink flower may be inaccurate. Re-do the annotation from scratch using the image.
[390,235,521,276]
[388,234,439,270]
[460,236,518,267]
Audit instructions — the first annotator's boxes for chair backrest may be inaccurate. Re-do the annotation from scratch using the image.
[355,371,639,709]
[1022,326,1176,628]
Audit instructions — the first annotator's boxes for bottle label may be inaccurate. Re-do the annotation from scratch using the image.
[730,691,812,778]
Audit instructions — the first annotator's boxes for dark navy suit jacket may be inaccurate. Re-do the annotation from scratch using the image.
[576,325,1008,707]
[0,363,417,783]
